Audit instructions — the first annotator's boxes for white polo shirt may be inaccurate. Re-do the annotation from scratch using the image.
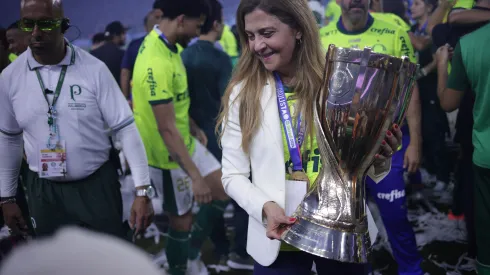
[0,44,134,181]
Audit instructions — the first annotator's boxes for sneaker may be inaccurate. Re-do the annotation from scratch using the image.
[448,210,465,221]
[187,256,209,275]
[218,255,231,272]
[433,180,447,191]
[227,252,254,271]
[152,250,169,270]
[312,262,317,274]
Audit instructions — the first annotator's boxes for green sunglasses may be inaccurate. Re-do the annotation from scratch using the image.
[19,18,63,32]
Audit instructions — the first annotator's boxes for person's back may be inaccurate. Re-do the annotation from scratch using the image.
[459,22,490,165]
[91,42,125,84]
[182,41,231,131]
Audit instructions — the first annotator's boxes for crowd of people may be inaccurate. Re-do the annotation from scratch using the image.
[0,0,489,274]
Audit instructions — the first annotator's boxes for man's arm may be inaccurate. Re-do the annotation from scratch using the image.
[448,9,490,25]
[96,63,150,188]
[152,104,201,181]
[436,43,467,111]
[120,68,132,99]
[0,75,23,198]
[427,0,453,34]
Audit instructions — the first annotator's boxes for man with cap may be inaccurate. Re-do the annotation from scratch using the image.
[91,21,127,85]
[0,0,154,240]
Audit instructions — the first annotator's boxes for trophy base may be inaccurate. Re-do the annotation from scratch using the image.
[281,216,371,264]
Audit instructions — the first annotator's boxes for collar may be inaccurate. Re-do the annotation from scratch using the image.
[337,14,374,35]
[27,40,76,71]
[152,25,178,54]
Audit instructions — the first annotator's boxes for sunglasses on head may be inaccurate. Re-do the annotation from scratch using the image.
[19,18,63,32]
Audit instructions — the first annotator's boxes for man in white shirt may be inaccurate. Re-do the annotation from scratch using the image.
[0,0,154,239]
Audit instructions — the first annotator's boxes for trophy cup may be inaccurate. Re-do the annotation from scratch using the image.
[280,44,418,263]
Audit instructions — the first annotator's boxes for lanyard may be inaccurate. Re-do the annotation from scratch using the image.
[414,21,428,36]
[274,72,305,172]
[34,43,75,149]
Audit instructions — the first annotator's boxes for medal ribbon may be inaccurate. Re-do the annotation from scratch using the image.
[34,43,75,149]
[274,72,305,172]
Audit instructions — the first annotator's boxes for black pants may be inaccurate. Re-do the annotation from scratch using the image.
[24,161,128,240]
[473,164,490,270]
[203,127,248,258]
[421,100,450,183]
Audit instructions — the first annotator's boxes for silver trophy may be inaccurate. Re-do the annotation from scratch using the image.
[281,44,418,263]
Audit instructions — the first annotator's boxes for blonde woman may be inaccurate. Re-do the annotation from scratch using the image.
[217,0,402,274]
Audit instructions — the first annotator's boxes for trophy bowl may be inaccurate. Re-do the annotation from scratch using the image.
[280,44,418,263]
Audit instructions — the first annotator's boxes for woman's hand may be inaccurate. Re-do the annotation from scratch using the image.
[262,201,296,240]
[374,124,403,164]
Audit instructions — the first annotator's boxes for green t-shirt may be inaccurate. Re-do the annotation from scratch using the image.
[219,25,238,58]
[319,14,417,64]
[371,12,411,32]
[280,87,321,251]
[8,53,17,62]
[447,23,490,168]
[132,29,195,170]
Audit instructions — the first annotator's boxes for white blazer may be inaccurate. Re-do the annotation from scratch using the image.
[221,78,391,266]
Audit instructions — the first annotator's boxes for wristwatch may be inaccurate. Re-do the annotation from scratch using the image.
[135,185,156,199]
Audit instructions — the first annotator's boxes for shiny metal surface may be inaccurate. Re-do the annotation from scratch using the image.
[281,45,418,263]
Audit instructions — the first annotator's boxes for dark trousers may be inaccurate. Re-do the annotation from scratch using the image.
[451,144,477,257]
[24,161,128,240]
[473,164,490,272]
[203,127,248,258]
[253,251,368,275]
[421,100,450,183]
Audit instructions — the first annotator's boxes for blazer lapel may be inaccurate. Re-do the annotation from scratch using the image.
[261,77,283,153]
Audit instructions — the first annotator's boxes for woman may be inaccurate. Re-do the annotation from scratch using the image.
[410,0,451,192]
[217,0,402,273]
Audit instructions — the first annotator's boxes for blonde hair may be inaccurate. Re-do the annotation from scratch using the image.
[217,0,325,154]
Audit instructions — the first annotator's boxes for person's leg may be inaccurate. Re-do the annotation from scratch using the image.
[253,251,312,275]
[473,164,490,274]
[228,199,254,270]
[314,256,369,275]
[463,146,477,257]
[366,130,423,275]
[158,166,194,275]
[188,141,230,262]
[23,169,68,238]
[202,128,230,261]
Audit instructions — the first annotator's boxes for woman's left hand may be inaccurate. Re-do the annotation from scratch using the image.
[374,124,403,163]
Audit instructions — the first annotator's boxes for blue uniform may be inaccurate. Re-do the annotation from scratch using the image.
[366,125,423,275]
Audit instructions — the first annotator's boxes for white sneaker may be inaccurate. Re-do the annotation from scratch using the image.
[311,262,318,274]
[433,180,447,191]
[152,250,169,270]
[187,257,209,275]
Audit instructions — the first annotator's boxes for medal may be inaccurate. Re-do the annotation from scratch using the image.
[291,170,310,184]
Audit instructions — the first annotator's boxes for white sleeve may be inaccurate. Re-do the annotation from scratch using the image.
[0,74,22,135]
[0,133,23,198]
[95,63,134,131]
[221,86,272,224]
[0,74,23,198]
[114,123,150,188]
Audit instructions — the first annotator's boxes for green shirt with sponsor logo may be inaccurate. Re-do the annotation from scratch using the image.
[132,29,195,170]
[371,12,411,32]
[320,14,417,64]
[280,87,321,251]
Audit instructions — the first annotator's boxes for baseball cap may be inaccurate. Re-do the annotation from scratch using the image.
[104,21,129,37]
[0,227,165,275]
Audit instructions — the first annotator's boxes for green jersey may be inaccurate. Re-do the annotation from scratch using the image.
[371,12,411,31]
[320,14,417,64]
[132,28,195,170]
[447,23,490,168]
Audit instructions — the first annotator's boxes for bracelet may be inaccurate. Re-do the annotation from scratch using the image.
[0,198,16,207]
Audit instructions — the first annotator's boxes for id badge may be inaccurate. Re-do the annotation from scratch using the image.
[285,180,307,216]
[38,140,67,178]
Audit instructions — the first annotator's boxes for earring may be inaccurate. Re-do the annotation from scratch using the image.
[297,37,303,45]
